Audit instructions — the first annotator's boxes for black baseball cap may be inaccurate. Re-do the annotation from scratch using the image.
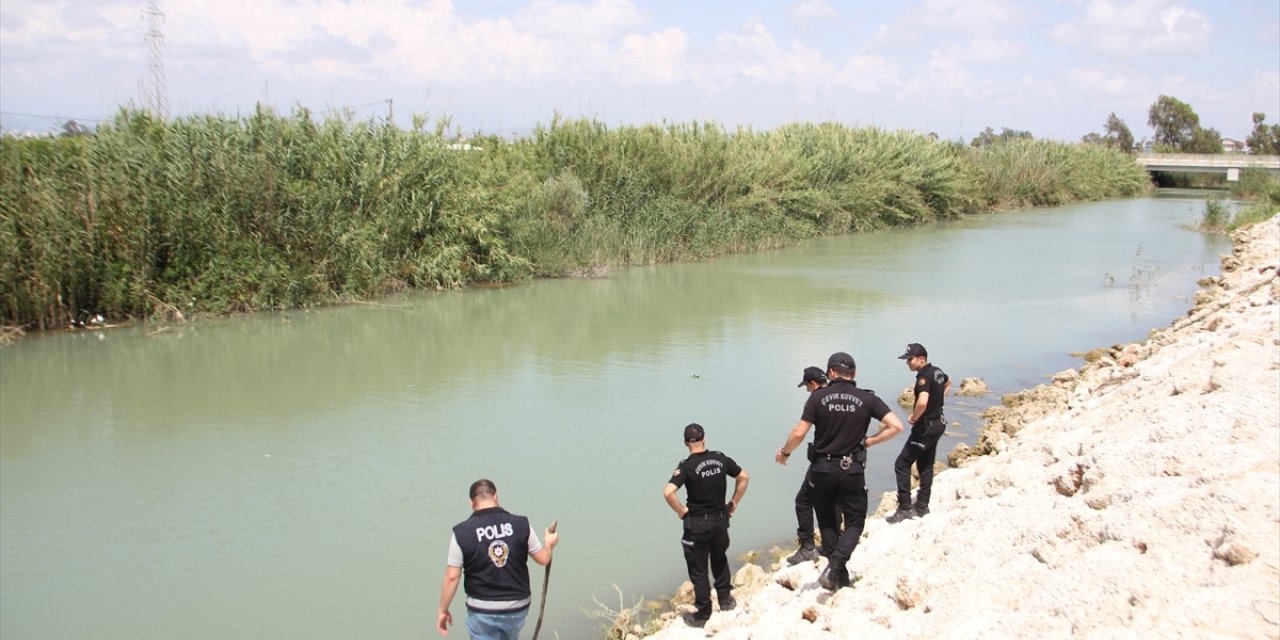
[683,423,705,443]
[798,366,827,387]
[827,352,856,373]
[898,343,928,359]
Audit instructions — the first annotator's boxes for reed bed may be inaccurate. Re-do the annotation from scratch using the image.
[0,108,1150,329]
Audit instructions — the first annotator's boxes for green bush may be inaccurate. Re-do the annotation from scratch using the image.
[0,109,1159,329]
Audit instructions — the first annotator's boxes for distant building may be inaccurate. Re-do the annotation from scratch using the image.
[1221,137,1246,153]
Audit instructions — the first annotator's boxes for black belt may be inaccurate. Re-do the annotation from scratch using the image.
[815,452,856,461]
[688,510,728,521]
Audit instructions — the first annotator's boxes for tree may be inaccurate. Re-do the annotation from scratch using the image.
[1080,132,1104,145]
[1186,126,1223,154]
[971,126,1033,148]
[1147,95,1201,150]
[971,127,997,147]
[1103,113,1134,152]
[1246,112,1280,155]
[59,119,93,137]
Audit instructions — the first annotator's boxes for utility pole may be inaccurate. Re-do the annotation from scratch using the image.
[144,0,168,119]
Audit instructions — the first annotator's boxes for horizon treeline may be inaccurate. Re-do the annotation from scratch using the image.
[0,107,1151,330]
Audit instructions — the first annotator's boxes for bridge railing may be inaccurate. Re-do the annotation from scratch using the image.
[1135,153,1280,169]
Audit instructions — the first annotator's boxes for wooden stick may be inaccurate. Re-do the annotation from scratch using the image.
[532,520,558,640]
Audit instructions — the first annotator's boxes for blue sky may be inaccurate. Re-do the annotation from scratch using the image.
[1,0,1277,141]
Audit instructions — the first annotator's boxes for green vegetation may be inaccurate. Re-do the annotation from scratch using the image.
[1081,113,1135,152]
[1148,95,1222,154]
[1199,171,1280,232]
[1199,199,1232,231]
[1226,175,1280,230]
[1246,113,1280,155]
[1,108,1151,330]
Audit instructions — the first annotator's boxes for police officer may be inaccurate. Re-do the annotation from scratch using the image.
[785,366,827,565]
[436,479,559,639]
[663,423,750,627]
[775,352,903,591]
[887,342,952,523]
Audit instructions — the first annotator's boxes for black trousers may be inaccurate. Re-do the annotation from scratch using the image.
[681,514,731,618]
[809,461,868,563]
[794,470,815,542]
[895,419,945,509]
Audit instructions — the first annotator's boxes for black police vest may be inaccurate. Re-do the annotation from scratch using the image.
[452,507,533,612]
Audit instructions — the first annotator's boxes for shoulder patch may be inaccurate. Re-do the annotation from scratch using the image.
[672,467,682,476]
[916,378,927,388]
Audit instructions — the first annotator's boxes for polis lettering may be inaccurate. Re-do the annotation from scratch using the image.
[476,522,515,541]
[821,392,864,413]
[694,459,724,478]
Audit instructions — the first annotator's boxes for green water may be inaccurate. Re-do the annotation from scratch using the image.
[0,196,1229,639]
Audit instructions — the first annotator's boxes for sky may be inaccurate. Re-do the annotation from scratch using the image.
[1,0,1277,142]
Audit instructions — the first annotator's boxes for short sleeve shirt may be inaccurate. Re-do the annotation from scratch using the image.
[914,363,949,421]
[668,450,742,517]
[801,378,892,456]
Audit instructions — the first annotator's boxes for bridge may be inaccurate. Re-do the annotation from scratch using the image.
[1136,153,1280,180]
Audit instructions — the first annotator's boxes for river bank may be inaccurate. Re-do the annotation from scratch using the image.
[638,214,1279,639]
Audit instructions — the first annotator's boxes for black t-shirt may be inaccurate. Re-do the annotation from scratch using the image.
[668,450,742,517]
[913,363,949,421]
[801,378,892,456]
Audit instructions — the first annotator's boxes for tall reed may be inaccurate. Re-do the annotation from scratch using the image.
[1,108,524,328]
[0,109,1153,329]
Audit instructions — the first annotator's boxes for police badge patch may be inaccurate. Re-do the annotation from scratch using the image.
[488,540,510,567]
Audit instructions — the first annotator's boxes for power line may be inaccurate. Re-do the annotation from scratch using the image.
[0,111,105,123]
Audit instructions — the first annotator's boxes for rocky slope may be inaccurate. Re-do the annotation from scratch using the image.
[641,215,1280,640]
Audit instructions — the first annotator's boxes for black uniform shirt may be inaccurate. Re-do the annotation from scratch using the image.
[668,450,742,517]
[913,363,949,422]
[801,378,892,457]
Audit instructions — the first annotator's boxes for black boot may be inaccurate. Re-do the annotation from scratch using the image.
[885,506,916,523]
[818,560,850,591]
[785,538,820,565]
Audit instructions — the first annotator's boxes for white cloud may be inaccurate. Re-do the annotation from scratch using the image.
[870,0,1022,50]
[926,53,972,92]
[1051,0,1212,57]
[1067,67,1145,97]
[904,0,1022,35]
[962,38,1024,62]
[712,20,833,85]
[157,0,653,85]
[790,0,838,24]
[616,28,689,84]
[1,2,139,58]
[0,2,75,47]
[0,0,1272,140]
[834,54,899,93]
[514,0,645,40]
